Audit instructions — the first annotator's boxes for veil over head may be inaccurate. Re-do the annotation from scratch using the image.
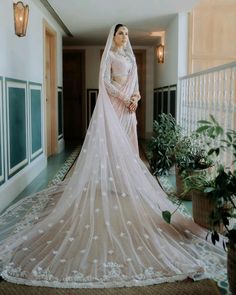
[0,25,226,288]
[99,24,136,79]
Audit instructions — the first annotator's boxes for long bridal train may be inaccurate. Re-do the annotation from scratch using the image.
[0,24,226,288]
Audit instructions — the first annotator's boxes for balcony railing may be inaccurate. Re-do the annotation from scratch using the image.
[177,61,236,134]
[177,61,236,166]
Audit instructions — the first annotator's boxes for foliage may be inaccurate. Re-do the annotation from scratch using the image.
[187,116,236,247]
[196,114,236,160]
[147,113,181,176]
[163,115,236,247]
[183,173,215,195]
[162,210,171,224]
[175,133,213,173]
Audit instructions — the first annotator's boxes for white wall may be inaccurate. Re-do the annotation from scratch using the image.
[154,12,189,87]
[0,0,64,212]
[154,15,179,88]
[178,12,189,78]
[0,0,63,84]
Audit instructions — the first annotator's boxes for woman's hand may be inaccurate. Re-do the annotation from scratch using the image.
[128,99,138,113]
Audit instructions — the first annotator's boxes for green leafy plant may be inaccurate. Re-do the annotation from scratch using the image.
[147,113,181,176]
[163,115,236,249]
[175,133,214,173]
[184,164,236,242]
[195,116,236,247]
[174,131,214,200]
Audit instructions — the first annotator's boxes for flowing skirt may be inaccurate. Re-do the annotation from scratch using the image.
[0,91,226,288]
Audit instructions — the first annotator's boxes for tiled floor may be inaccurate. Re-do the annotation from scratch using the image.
[5,141,80,211]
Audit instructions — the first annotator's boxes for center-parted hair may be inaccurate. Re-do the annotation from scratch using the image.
[113,24,126,36]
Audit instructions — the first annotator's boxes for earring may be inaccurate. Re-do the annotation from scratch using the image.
[111,39,116,49]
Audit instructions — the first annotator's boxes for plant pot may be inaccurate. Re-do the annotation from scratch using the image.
[175,166,213,201]
[192,191,213,229]
[192,190,224,232]
[227,244,236,295]
[175,166,192,200]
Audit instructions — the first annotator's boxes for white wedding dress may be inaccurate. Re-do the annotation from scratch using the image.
[0,25,226,288]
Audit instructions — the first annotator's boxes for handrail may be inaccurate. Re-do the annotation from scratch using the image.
[179,61,236,80]
[177,62,236,165]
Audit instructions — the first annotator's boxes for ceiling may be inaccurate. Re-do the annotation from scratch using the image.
[47,0,199,46]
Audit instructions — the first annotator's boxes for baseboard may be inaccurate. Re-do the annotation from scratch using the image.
[0,155,47,213]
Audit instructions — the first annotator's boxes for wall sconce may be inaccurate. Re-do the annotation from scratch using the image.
[156,44,164,63]
[13,1,29,37]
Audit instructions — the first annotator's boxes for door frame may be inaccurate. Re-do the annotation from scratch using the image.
[133,49,146,139]
[43,20,58,156]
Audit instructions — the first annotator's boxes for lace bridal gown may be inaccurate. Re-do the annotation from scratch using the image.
[0,25,226,288]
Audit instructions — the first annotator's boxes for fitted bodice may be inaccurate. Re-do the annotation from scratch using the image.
[109,51,133,78]
[103,50,139,104]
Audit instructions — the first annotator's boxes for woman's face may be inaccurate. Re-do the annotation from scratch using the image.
[113,26,128,48]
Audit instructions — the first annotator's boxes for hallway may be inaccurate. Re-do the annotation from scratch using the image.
[0,1,235,294]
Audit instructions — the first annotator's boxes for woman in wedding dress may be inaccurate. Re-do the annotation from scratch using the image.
[0,24,226,288]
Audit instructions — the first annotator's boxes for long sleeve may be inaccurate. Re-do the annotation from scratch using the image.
[103,55,130,105]
[132,71,141,101]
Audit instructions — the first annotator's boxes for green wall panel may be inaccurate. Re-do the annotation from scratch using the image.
[31,88,42,154]
[8,86,27,170]
[58,89,63,138]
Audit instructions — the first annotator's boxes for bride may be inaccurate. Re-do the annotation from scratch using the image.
[0,24,226,288]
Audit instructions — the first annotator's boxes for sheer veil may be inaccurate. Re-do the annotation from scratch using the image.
[0,25,226,288]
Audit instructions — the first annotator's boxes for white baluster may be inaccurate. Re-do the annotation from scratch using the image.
[178,62,236,166]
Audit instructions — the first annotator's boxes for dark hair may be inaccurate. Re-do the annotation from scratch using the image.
[113,24,125,36]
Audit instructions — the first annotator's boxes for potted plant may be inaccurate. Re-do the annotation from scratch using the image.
[147,113,181,176]
[162,115,236,294]
[195,116,236,295]
[177,116,236,294]
[185,165,236,294]
[174,132,214,200]
[183,167,229,231]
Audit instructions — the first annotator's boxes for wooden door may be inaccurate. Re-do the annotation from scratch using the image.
[134,50,146,139]
[44,24,57,156]
[45,33,52,155]
[63,50,85,141]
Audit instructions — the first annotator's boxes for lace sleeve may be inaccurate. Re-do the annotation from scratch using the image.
[132,72,141,101]
[103,55,130,106]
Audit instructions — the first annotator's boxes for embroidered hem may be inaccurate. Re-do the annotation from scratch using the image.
[1,270,206,289]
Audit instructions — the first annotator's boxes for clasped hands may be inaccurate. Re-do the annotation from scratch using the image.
[127,95,139,113]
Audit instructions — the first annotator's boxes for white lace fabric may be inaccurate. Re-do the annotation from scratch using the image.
[0,25,226,288]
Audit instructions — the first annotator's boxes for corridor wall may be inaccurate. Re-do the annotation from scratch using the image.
[0,0,64,211]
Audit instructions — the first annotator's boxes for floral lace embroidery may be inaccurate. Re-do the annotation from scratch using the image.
[103,52,139,105]
[3,256,210,289]
[4,261,168,284]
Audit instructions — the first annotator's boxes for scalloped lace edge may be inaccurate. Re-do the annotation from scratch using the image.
[1,270,208,289]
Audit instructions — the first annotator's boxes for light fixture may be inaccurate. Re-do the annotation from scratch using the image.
[13,1,29,37]
[156,44,164,64]
[150,31,165,38]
